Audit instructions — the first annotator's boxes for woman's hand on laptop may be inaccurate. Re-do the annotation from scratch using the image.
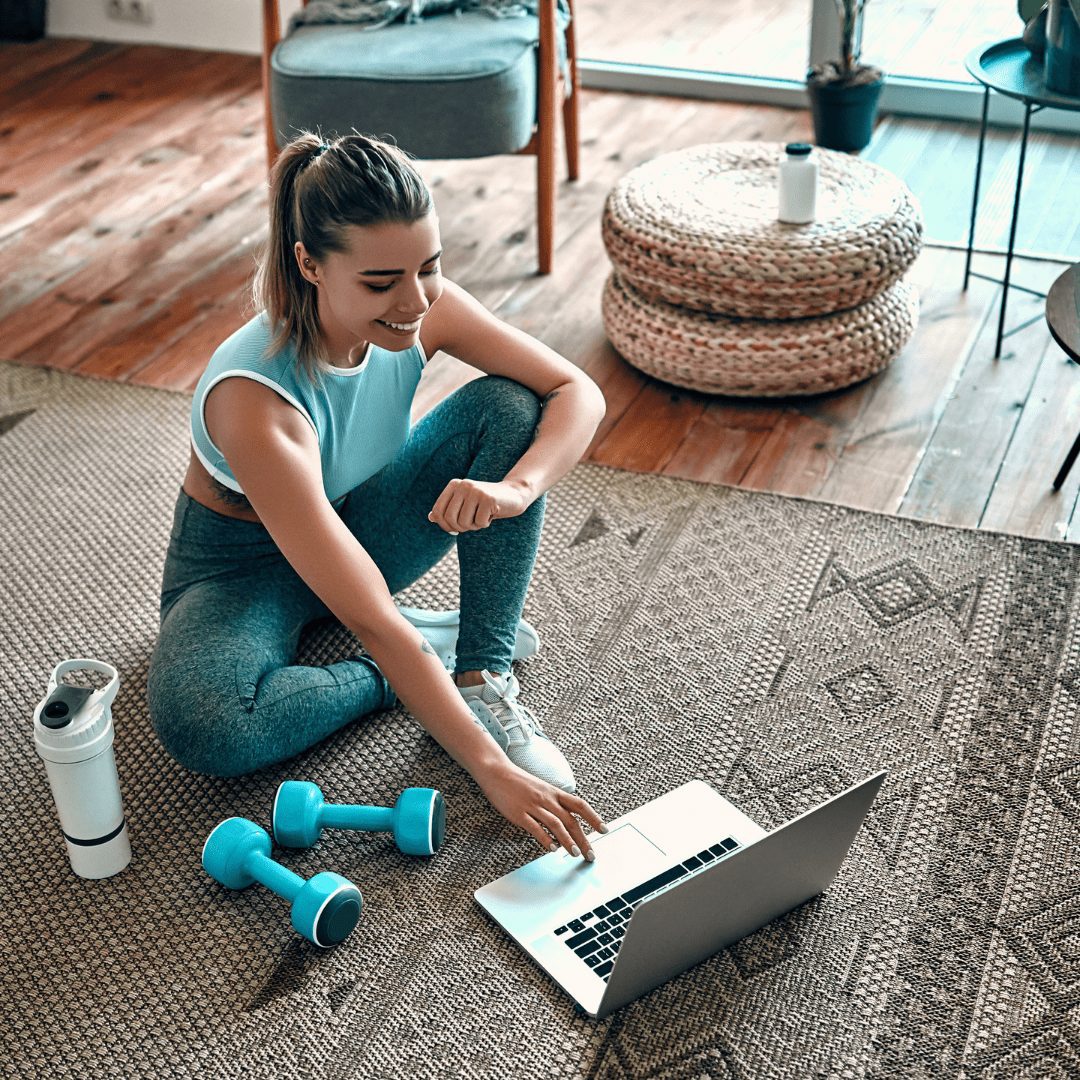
[477,761,608,861]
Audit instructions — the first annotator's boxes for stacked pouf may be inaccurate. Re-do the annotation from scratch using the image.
[601,142,924,396]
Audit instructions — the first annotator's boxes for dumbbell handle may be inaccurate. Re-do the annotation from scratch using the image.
[245,848,304,902]
[320,805,394,832]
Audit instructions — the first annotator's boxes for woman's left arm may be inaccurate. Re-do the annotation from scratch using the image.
[420,280,607,530]
[501,377,606,507]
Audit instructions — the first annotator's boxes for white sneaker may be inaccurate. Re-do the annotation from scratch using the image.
[458,670,577,794]
[397,605,541,674]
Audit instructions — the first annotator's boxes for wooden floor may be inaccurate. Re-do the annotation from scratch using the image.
[3,39,1078,542]
[865,116,1080,263]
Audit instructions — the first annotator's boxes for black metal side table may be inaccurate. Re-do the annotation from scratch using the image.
[1049,263,1080,490]
[963,38,1080,358]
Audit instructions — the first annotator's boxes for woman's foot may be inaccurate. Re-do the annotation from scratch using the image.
[396,605,541,673]
[458,670,577,794]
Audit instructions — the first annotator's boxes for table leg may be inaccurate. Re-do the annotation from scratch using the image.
[1053,427,1080,491]
[994,100,1032,359]
[963,86,990,292]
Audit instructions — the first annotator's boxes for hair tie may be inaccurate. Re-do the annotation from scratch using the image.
[312,142,330,159]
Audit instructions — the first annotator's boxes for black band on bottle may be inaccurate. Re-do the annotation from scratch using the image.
[63,818,127,847]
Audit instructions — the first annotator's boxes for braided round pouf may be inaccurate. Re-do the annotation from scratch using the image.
[603,142,923,320]
[602,271,920,397]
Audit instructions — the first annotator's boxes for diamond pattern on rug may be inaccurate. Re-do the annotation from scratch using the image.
[727,909,807,981]
[809,553,984,639]
[824,664,898,716]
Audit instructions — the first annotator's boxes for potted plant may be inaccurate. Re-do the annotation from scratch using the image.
[806,0,884,153]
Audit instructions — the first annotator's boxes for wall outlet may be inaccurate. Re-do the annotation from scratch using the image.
[105,0,154,23]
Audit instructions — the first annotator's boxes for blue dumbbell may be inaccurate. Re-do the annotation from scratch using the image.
[202,817,362,948]
[272,781,446,856]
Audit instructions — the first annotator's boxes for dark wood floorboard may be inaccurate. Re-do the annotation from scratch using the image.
[1,39,1075,542]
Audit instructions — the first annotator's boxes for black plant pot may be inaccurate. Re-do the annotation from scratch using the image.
[1046,0,1080,96]
[807,75,885,152]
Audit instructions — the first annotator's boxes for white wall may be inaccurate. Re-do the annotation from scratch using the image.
[46,0,303,54]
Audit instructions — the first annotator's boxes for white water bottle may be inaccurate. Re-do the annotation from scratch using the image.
[34,659,131,880]
[778,142,818,224]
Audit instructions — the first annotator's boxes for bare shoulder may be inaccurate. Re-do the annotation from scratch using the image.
[419,277,493,359]
[203,375,324,522]
[204,375,314,451]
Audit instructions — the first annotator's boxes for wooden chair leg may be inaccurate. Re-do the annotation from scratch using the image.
[265,122,279,173]
[262,0,281,172]
[536,0,558,274]
[537,120,556,276]
[562,87,580,183]
[562,1,580,182]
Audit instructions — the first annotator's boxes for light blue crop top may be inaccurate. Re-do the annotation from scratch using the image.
[190,313,427,504]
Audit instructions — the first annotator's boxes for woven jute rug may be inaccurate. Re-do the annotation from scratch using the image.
[2,361,1079,1080]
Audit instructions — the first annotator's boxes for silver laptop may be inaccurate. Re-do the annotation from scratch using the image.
[475,770,887,1018]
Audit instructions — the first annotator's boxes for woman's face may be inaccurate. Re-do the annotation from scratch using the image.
[295,213,444,362]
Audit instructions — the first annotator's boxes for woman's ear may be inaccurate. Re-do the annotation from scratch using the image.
[294,242,319,287]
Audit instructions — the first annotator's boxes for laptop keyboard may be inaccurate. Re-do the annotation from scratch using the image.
[553,837,740,982]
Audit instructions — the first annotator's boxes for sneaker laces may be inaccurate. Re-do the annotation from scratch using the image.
[471,671,542,745]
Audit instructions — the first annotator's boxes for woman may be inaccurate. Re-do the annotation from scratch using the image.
[147,132,608,861]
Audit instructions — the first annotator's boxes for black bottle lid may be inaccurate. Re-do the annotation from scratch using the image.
[785,142,813,156]
[40,685,94,729]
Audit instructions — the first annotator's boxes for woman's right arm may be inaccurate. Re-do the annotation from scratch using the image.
[205,377,606,857]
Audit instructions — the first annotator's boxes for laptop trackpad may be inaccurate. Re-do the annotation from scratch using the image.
[548,823,670,905]
[476,824,669,937]
[572,823,665,863]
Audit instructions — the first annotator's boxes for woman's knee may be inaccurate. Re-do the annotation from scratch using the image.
[467,375,543,435]
[147,653,255,777]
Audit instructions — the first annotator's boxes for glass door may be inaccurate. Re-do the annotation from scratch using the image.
[574,0,1080,133]
[573,0,812,82]
[861,0,1019,83]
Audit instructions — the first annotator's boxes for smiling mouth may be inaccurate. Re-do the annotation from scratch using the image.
[378,318,422,332]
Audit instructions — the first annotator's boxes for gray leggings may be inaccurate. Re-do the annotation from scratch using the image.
[147,375,546,778]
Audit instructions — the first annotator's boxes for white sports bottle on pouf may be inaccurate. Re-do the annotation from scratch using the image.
[34,659,131,879]
[778,142,818,224]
